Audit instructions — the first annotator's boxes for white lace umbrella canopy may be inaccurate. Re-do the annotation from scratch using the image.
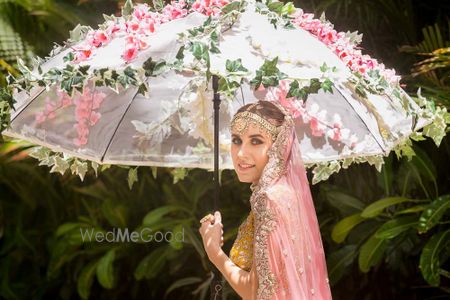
[1,0,448,184]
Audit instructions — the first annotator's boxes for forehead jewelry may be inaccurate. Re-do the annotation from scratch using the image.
[230,110,281,142]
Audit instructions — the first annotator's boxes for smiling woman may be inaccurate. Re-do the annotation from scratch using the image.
[199,100,333,299]
[230,101,284,185]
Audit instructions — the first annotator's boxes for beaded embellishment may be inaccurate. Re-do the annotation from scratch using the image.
[248,102,295,299]
[229,210,254,272]
[230,112,281,142]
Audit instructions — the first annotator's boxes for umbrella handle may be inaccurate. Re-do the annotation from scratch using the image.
[210,75,223,299]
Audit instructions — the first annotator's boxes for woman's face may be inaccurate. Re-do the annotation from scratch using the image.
[230,123,273,184]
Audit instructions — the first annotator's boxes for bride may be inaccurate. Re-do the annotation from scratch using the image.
[199,100,333,299]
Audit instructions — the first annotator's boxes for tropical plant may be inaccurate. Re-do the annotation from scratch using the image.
[322,136,450,297]
[0,139,252,300]
[400,22,450,108]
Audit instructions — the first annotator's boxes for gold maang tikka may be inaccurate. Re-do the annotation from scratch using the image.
[230,103,282,142]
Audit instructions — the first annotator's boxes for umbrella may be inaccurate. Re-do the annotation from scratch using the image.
[0,0,448,297]
[1,0,446,186]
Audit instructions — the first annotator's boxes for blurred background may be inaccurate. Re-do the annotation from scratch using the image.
[0,0,449,299]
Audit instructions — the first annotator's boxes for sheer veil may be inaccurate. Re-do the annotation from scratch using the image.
[249,101,333,299]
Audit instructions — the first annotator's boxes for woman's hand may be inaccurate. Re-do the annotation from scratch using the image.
[199,211,224,260]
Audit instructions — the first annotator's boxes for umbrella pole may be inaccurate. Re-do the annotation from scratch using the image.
[210,75,223,299]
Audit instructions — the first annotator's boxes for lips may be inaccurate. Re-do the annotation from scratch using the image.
[237,162,255,172]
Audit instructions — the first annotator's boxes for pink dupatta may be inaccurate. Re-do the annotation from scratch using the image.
[249,102,333,299]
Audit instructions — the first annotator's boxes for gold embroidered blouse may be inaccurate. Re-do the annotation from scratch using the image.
[229,210,254,272]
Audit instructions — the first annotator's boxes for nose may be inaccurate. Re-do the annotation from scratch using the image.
[237,142,250,159]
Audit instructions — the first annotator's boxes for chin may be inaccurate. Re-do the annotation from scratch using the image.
[236,173,255,183]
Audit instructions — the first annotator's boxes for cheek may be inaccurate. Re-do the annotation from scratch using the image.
[254,145,270,170]
[230,145,238,164]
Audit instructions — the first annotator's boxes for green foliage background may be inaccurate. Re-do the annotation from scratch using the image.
[0,0,449,299]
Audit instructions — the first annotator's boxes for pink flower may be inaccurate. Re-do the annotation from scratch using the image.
[74,123,89,137]
[126,20,140,33]
[72,43,93,63]
[191,0,229,16]
[134,4,151,20]
[92,93,105,109]
[163,0,188,20]
[327,127,341,141]
[89,111,101,126]
[310,117,325,137]
[95,30,110,45]
[74,136,88,146]
[105,21,121,36]
[268,80,304,119]
[349,134,358,149]
[122,44,139,62]
[332,113,343,129]
[141,18,155,34]
[138,37,150,50]
[35,112,46,124]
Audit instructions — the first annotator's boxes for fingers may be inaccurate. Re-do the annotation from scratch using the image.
[214,211,222,224]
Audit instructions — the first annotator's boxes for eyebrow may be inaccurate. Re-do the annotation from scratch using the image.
[231,133,265,139]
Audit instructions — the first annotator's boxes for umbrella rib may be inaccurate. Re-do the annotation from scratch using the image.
[332,84,387,153]
[100,82,147,163]
[10,87,46,123]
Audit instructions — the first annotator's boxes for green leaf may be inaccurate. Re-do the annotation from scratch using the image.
[152,0,164,11]
[191,42,209,61]
[169,224,185,250]
[267,1,284,14]
[176,45,185,60]
[250,57,287,89]
[312,161,341,184]
[331,214,366,243]
[50,156,70,175]
[96,248,117,289]
[394,205,425,216]
[122,0,134,17]
[419,229,450,286]
[134,247,167,280]
[143,57,167,77]
[321,78,333,93]
[165,277,203,298]
[171,168,188,184]
[221,1,242,14]
[70,159,89,181]
[225,58,248,73]
[63,52,75,63]
[324,189,365,214]
[361,197,416,218]
[55,222,87,237]
[281,2,296,15]
[142,205,186,226]
[77,260,99,300]
[101,199,128,228]
[69,25,92,44]
[320,62,329,73]
[417,195,450,233]
[375,216,418,239]
[327,245,358,285]
[151,166,158,179]
[128,167,139,190]
[91,161,99,176]
[358,233,388,273]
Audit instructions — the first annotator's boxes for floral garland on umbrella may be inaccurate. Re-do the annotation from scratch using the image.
[0,0,448,186]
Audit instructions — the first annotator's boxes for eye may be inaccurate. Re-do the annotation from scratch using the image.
[251,138,263,145]
[232,137,242,145]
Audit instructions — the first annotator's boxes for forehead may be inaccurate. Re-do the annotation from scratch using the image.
[231,122,271,139]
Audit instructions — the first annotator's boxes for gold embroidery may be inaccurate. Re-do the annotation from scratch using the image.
[249,105,295,299]
[229,211,254,272]
[231,111,281,142]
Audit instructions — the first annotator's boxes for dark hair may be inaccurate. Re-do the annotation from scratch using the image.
[235,100,286,127]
